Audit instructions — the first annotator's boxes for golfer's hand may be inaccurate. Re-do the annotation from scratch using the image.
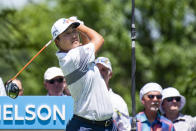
[68,16,84,25]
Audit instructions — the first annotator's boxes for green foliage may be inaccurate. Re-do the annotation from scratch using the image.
[0,0,196,116]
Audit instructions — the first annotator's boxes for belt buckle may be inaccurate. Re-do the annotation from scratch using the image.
[104,119,111,127]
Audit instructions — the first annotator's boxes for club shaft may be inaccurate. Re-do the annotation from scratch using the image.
[11,40,53,81]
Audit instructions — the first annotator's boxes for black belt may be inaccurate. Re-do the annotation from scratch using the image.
[73,115,113,127]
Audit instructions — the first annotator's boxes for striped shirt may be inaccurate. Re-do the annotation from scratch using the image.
[56,43,113,121]
[130,112,175,131]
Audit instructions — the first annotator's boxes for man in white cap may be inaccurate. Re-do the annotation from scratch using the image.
[130,82,174,130]
[95,57,131,131]
[44,67,70,96]
[51,17,115,130]
[161,87,196,131]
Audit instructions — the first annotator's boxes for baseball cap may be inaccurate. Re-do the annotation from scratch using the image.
[51,17,80,40]
[140,82,162,101]
[95,57,112,72]
[160,87,186,113]
[44,67,64,80]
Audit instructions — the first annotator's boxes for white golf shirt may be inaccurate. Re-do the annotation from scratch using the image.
[109,89,131,131]
[56,43,113,121]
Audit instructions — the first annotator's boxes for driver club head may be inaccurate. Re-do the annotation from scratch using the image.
[5,81,19,99]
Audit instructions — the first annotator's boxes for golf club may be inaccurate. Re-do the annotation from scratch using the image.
[5,39,53,99]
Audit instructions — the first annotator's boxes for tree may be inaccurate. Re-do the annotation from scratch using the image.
[0,0,195,115]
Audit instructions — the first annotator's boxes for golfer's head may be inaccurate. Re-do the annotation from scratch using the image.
[51,18,80,52]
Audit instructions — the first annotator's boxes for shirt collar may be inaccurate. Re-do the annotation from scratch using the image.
[173,113,186,123]
[137,111,161,123]
[56,51,67,59]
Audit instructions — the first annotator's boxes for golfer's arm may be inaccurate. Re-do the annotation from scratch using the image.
[79,31,90,45]
[77,24,104,53]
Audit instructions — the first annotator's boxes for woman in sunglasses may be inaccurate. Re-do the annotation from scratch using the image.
[160,87,196,131]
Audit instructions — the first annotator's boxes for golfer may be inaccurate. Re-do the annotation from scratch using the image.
[51,16,116,131]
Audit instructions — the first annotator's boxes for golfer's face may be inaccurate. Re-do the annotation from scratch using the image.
[57,27,80,52]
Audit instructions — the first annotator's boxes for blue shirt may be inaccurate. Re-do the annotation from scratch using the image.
[130,112,175,131]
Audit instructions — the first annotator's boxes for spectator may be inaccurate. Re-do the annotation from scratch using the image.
[95,56,131,131]
[160,87,196,131]
[51,16,116,130]
[44,67,70,96]
[0,77,6,96]
[130,82,175,130]
[12,78,23,96]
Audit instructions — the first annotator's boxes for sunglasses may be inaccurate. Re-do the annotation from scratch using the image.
[147,95,162,100]
[47,78,64,84]
[165,97,181,102]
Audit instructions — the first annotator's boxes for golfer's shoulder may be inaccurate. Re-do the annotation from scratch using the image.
[69,43,94,54]
[81,43,95,52]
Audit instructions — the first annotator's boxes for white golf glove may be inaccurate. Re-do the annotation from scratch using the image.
[69,16,84,25]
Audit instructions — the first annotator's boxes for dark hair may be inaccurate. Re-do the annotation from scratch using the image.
[56,36,60,40]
